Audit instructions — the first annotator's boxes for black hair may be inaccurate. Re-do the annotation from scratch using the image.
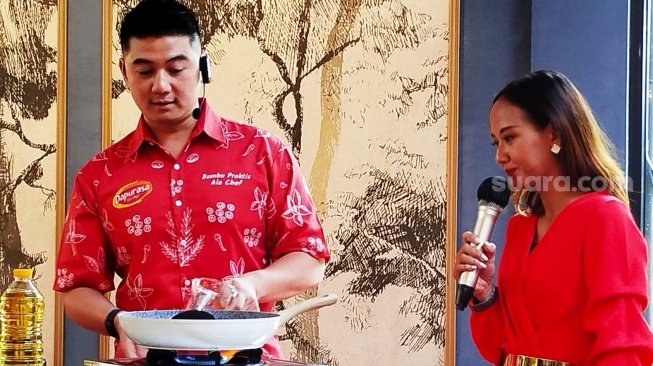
[492,70,628,214]
[119,0,200,51]
[492,70,569,131]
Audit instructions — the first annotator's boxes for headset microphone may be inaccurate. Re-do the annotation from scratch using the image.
[192,90,205,119]
[193,55,211,120]
[192,106,202,120]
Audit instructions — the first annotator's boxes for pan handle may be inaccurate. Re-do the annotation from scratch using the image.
[277,293,338,325]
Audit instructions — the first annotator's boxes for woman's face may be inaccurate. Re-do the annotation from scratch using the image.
[489,98,562,191]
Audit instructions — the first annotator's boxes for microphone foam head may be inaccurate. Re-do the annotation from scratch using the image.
[192,107,201,120]
[477,176,511,209]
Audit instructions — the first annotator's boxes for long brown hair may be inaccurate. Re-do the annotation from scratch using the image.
[492,70,628,215]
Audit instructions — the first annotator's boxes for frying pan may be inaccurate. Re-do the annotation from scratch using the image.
[116,293,337,350]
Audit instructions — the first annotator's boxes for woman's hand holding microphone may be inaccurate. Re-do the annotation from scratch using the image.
[453,231,497,303]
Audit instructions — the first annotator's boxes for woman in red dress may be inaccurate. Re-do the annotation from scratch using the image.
[453,70,653,366]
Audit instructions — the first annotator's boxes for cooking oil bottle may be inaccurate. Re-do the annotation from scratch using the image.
[0,268,45,365]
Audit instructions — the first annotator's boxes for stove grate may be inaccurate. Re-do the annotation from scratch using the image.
[145,348,264,365]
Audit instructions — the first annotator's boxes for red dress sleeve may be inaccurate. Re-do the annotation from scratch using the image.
[582,199,653,365]
[470,292,505,365]
[469,214,529,365]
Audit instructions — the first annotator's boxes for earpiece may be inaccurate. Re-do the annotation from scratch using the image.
[199,55,211,84]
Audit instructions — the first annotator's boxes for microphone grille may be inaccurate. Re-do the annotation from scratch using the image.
[478,199,505,210]
[477,176,511,209]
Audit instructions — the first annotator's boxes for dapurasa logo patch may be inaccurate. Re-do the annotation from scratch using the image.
[113,180,153,209]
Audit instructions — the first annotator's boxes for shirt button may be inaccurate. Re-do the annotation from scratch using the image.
[180,240,187,245]
[174,164,180,170]
[175,200,182,207]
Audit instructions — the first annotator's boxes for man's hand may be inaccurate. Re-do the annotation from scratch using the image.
[217,277,260,311]
[116,315,148,358]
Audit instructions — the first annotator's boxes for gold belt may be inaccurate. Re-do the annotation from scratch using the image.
[503,354,572,366]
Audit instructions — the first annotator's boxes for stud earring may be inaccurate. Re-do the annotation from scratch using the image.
[551,143,561,155]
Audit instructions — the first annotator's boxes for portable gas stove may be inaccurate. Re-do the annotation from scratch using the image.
[83,348,322,366]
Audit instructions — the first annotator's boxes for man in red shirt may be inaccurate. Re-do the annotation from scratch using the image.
[53,0,329,359]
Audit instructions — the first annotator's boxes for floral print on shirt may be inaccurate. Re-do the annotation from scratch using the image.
[53,103,329,329]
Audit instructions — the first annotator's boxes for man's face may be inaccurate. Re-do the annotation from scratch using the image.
[120,36,201,128]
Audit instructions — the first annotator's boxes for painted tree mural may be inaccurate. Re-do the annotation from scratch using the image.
[0,1,60,363]
[0,0,58,290]
[110,0,450,364]
[324,164,448,351]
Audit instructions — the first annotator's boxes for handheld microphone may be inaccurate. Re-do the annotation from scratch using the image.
[455,176,511,311]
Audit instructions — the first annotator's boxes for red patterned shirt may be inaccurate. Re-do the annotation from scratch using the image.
[54,103,329,357]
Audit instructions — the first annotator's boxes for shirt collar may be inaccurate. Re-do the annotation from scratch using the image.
[125,100,226,157]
